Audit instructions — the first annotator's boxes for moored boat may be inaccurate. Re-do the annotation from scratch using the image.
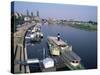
[47,35,83,68]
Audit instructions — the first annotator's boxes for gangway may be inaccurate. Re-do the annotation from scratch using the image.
[15,58,40,65]
[26,59,40,64]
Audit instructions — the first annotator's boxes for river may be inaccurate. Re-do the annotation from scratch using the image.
[25,24,97,72]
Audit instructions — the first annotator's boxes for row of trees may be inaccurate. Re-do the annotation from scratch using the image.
[88,20,97,25]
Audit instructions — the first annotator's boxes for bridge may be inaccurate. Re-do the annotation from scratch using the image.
[15,58,40,65]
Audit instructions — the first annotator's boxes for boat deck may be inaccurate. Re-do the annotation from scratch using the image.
[48,36,67,46]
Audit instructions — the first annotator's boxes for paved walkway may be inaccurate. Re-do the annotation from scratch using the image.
[14,23,34,73]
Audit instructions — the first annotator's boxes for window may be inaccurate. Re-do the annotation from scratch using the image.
[76,61,79,63]
[72,61,75,63]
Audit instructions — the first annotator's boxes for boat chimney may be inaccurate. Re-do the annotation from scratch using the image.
[57,33,60,41]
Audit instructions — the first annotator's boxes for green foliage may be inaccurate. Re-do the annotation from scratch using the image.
[68,23,97,31]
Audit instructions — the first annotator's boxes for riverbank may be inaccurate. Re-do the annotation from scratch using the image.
[13,23,34,73]
[65,23,97,31]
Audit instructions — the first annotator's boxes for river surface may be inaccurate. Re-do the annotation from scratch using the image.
[25,24,97,72]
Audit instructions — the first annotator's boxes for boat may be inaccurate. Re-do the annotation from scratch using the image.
[47,36,72,56]
[30,24,43,42]
[30,31,43,42]
[47,36,82,67]
[31,26,41,33]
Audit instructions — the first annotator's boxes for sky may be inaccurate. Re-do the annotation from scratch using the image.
[12,1,97,22]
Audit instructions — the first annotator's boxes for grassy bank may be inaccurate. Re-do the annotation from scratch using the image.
[67,23,97,31]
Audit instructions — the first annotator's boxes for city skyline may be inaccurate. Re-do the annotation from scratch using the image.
[13,1,97,22]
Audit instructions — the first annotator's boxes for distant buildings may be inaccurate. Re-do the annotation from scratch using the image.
[23,10,41,23]
[12,10,97,26]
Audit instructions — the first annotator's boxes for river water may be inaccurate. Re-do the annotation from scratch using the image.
[25,24,97,72]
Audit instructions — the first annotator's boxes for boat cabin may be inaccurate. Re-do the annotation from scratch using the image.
[47,36,72,56]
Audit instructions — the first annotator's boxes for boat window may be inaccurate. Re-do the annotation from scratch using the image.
[50,44,52,46]
[76,61,79,63]
[72,61,75,63]
[61,47,65,50]
[60,45,67,50]
[59,44,66,47]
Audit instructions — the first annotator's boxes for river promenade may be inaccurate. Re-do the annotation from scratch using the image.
[14,22,34,73]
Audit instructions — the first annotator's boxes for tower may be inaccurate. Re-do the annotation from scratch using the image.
[31,12,33,17]
[37,11,39,17]
[26,9,29,17]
